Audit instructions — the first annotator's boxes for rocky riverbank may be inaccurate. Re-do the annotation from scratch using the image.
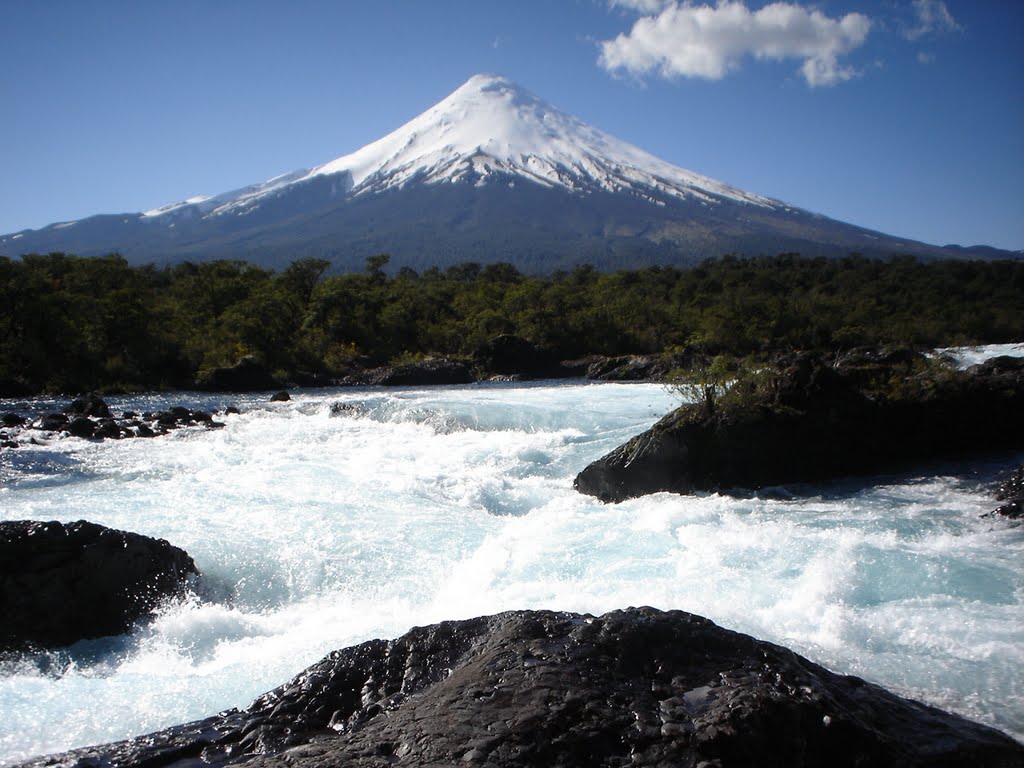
[576,351,1024,503]
[0,393,234,450]
[15,607,1022,768]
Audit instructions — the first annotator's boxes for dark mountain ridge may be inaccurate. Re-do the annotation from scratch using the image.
[1,75,1015,270]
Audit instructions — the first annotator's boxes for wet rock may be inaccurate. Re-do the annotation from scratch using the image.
[270,391,291,402]
[93,419,124,439]
[0,520,198,651]
[329,402,367,417]
[987,463,1024,519]
[33,413,68,432]
[195,356,282,392]
[64,393,111,419]
[584,350,696,382]
[19,608,1022,768]
[577,353,1024,502]
[67,416,96,438]
[368,359,474,387]
[2,413,26,427]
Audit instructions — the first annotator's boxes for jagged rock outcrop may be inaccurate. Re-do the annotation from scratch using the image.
[576,353,1024,502]
[0,520,198,651]
[17,607,1022,768]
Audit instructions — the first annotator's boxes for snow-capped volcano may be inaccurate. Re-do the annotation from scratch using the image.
[146,74,775,220]
[1,74,1005,269]
[304,74,775,206]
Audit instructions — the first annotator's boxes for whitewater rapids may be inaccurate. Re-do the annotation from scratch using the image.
[1,378,1022,763]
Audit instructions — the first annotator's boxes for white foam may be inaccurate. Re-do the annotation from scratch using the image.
[0,382,1021,763]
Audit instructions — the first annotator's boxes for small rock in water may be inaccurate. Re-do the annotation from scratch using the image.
[2,413,26,427]
[68,416,96,438]
[64,394,111,419]
[271,391,291,402]
[987,463,1024,519]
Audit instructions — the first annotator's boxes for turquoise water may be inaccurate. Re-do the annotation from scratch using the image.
[1,380,1021,763]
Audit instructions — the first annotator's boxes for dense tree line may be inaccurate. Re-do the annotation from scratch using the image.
[1,252,1022,395]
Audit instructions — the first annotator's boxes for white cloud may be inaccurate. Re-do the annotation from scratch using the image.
[599,1,872,88]
[905,0,961,40]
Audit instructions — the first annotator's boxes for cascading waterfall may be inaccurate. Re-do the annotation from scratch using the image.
[1,377,1022,764]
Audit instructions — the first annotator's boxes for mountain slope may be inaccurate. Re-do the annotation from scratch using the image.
[0,74,1011,269]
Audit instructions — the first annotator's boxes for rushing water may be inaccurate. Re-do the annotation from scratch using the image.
[1,377,1022,763]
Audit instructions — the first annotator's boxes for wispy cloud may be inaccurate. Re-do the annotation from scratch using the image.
[904,0,962,40]
[599,1,872,88]
[609,0,673,12]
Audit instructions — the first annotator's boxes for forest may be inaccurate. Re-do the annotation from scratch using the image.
[1,251,1022,395]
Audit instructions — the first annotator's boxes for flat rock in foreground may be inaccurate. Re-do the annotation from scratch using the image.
[19,608,1022,768]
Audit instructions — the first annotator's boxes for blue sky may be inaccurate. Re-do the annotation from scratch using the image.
[2,0,1021,251]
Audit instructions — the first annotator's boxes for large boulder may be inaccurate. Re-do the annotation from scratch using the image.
[369,358,475,387]
[0,520,198,651]
[195,356,282,392]
[577,353,1024,502]
[19,608,1021,768]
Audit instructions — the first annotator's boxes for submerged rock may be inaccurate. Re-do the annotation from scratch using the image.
[17,608,1022,768]
[0,520,198,651]
[577,353,1024,502]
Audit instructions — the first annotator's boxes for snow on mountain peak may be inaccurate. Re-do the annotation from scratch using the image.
[308,74,776,208]
[147,74,778,219]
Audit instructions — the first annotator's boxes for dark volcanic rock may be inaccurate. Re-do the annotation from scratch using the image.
[577,353,1024,502]
[2,412,27,427]
[64,393,111,419]
[988,463,1024,519]
[19,608,1021,768]
[33,413,69,432]
[67,415,96,438]
[0,520,198,651]
[586,350,693,382]
[369,358,475,387]
[196,356,282,392]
